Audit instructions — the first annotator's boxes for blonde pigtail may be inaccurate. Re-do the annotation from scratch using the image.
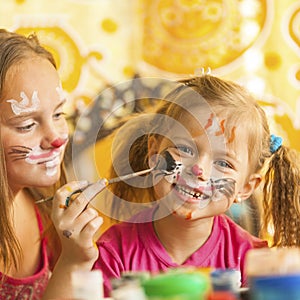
[263,146,300,246]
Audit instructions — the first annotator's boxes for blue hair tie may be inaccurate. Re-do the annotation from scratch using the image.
[270,134,282,154]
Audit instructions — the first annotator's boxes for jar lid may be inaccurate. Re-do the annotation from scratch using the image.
[142,272,209,297]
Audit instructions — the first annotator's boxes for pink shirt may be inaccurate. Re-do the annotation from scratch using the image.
[0,208,51,300]
[93,206,268,297]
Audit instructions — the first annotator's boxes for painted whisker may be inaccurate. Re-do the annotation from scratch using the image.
[10,155,29,161]
[212,178,236,199]
[8,145,31,154]
[8,145,31,160]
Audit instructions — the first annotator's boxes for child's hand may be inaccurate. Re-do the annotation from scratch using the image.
[51,179,107,269]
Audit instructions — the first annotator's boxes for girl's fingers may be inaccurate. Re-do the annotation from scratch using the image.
[78,216,103,247]
[52,180,89,219]
[75,179,108,206]
[71,207,99,233]
[65,179,108,217]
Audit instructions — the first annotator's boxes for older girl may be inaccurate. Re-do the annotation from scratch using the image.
[0,29,103,299]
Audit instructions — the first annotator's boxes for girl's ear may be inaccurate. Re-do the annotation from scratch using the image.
[238,173,262,201]
[148,135,160,168]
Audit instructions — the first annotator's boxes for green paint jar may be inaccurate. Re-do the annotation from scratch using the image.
[142,272,209,300]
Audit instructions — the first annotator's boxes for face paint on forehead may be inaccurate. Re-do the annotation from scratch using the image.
[204,113,237,144]
[56,82,65,101]
[6,91,40,115]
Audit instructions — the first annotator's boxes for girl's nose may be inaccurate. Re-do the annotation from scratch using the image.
[40,124,68,149]
[191,164,203,177]
[51,137,67,148]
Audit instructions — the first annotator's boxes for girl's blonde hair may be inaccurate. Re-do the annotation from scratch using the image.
[0,29,67,275]
[108,75,300,247]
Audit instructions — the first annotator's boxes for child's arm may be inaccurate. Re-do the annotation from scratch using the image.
[41,179,107,299]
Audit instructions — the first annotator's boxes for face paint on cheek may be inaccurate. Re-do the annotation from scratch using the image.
[153,150,183,183]
[7,145,32,161]
[164,164,183,184]
[25,145,62,177]
[45,156,61,176]
[210,178,236,202]
[6,91,40,115]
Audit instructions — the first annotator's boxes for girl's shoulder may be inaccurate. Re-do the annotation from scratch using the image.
[216,214,268,248]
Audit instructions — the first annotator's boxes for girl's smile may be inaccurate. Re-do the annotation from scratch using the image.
[25,143,67,164]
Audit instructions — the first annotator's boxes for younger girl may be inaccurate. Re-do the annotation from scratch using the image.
[93,75,300,296]
[0,29,104,299]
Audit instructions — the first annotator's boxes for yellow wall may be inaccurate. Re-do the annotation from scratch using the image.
[1,0,299,167]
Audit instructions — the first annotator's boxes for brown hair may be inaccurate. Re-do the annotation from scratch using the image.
[0,29,66,275]
[108,75,300,247]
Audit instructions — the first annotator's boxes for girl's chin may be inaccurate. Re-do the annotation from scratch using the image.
[37,170,61,185]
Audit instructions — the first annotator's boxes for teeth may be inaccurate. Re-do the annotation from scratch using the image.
[176,185,209,200]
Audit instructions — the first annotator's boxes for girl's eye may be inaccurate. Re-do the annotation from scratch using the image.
[176,145,194,156]
[16,123,36,132]
[215,160,233,169]
[53,112,66,120]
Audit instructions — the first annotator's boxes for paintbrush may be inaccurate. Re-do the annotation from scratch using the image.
[35,151,176,205]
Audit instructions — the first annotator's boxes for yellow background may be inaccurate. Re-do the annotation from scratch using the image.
[1,0,300,175]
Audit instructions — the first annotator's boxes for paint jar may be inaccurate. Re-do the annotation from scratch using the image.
[207,291,238,300]
[246,247,300,277]
[245,247,300,300]
[110,280,147,300]
[210,269,241,296]
[110,272,148,300]
[142,272,209,300]
[71,270,103,300]
[249,274,300,300]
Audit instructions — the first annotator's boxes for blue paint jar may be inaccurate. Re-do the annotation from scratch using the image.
[249,274,300,300]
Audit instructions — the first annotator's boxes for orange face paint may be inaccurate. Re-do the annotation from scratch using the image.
[204,113,214,130]
[215,119,225,136]
[185,212,192,220]
[227,126,236,143]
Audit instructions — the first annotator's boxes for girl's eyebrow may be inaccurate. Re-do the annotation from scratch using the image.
[7,99,67,121]
[215,149,241,162]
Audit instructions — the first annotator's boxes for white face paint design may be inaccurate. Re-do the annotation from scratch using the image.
[205,114,220,135]
[7,91,40,115]
[25,145,64,177]
[162,151,236,209]
[56,82,66,101]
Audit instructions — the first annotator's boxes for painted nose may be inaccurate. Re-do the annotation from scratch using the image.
[51,137,68,148]
[191,164,203,177]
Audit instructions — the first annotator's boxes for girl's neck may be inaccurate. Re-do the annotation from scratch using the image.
[9,188,41,277]
[153,208,214,265]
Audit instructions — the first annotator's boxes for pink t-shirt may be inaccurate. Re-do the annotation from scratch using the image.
[94,206,268,297]
[0,208,51,300]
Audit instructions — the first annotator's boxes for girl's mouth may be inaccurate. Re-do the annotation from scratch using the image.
[27,149,61,164]
[174,184,211,201]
